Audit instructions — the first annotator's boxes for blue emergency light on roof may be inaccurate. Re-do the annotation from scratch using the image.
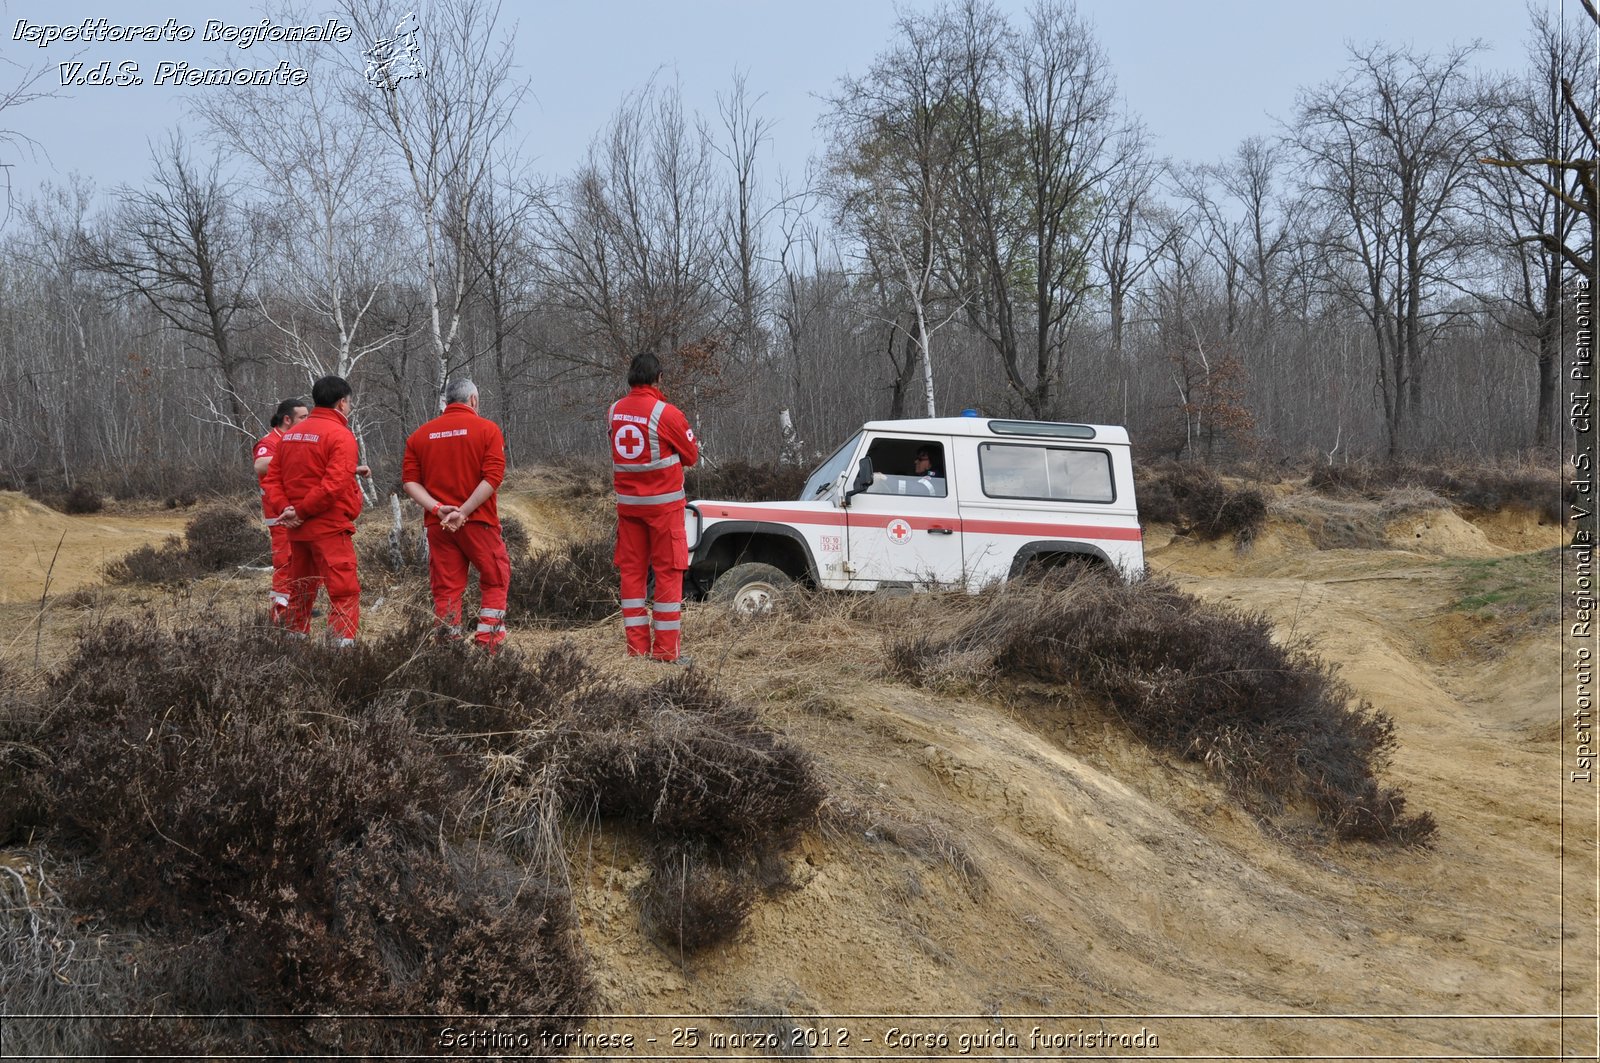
[987,420,1097,439]
[961,407,981,417]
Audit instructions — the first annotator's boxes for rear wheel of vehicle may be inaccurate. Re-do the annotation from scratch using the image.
[710,562,793,617]
[1015,552,1112,586]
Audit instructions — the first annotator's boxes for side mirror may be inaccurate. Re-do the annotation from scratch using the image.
[843,457,875,507]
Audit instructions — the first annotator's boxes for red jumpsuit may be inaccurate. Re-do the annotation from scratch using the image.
[402,403,510,650]
[252,428,292,624]
[610,385,699,660]
[262,407,363,644]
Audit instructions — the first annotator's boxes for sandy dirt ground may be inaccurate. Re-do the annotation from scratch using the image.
[2,478,1592,1059]
[0,492,191,605]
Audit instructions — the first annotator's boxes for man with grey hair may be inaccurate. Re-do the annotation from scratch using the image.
[402,378,511,649]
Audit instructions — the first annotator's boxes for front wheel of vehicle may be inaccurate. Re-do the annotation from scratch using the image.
[709,562,793,617]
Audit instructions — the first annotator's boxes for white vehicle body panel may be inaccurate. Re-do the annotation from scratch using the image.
[686,418,1144,594]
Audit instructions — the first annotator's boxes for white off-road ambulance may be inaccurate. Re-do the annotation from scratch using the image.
[684,417,1144,613]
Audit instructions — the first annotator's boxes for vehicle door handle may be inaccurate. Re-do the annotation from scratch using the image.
[926,526,955,535]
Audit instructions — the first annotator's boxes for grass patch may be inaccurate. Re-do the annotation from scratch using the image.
[1447,548,1562,633]
[1274,487,1452,551]
[885,574,1435,845]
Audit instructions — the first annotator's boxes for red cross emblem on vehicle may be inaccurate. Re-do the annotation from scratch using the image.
[886,518,913,545]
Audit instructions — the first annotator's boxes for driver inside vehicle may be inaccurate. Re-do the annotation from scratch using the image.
[869,443,947,497]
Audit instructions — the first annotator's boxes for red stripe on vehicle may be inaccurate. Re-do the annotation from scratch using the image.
[961,518,1143,541]
[701,505,1141,542]
[701,505,847,527]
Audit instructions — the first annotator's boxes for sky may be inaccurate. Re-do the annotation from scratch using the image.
[0,0,1567,216]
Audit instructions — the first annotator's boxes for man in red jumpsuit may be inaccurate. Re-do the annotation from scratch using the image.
[402,378,511,650]
[609,352,699,663]
[263,375,364,646]
[252,396,308,624]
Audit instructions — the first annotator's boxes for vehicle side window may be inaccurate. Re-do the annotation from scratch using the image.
[864,439,947,498]
[978,443,1114,503]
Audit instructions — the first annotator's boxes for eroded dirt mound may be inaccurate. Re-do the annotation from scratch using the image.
[0,492,189,604]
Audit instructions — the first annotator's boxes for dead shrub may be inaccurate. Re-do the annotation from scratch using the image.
[0,612,822,1051]
[8,618,593,1054]
[638,841,756,956]
[501,513,531,557]
[1136,461,1267,544]
[550,669,825,854]
[102,536,195,584]
[1310,461,1565,523]
[181,507,267,569]
[57,484,103,514]
[686,460,809,502]
[0,849,136,1059]
[506,536,618,624]
[104,506,267,584]
[489,666,824,957]
[887,574,1434,845]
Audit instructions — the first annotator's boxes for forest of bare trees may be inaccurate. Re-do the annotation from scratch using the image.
[0,0,1591,500]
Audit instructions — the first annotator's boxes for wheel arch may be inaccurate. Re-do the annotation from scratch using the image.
[688,521,818,597]
[1007,540,1115,578]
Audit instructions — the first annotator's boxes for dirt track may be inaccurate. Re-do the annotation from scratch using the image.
[556,502,1586,1057]
[2,484,1590,1057]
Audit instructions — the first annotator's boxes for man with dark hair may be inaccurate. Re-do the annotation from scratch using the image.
[252,396,309,624]
[263,375,363,645]
[911,445,945,494]
[609,351,699,663]
[402,378,511,651]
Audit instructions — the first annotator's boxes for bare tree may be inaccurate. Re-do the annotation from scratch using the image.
[942,0,1129,417]
[195,14,406,385]
[80,136,262,430]
[822,5,967,417]
[340,0,526,406]
[1218,138,1304,336]
[464,172,543,389]
[1295,43,1492,457]
[1481,0,1599,280]
[1480,6,1595,448]
[710,71,778,368]
[1100,135,1178,355]
[0,5,56,224]
[533,76,726,387]
[1003,0,1124,415]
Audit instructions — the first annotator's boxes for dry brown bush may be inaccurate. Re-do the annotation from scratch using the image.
[686,460,809,502]
[1308,461,1566,522]
[886,574,1434,845]
[0,613,822,1052]
[638,841,757,956]
[104,506,268,584]
[57,483,104,514]
[506,536,619,624]
[1136,461,1268,544]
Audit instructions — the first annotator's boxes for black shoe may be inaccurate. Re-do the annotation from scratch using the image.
[651,655,693,668]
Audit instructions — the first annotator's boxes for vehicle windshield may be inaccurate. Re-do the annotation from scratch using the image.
[799,432,862,501]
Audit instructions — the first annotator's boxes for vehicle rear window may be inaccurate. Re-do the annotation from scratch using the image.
[977,444,1115,503]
